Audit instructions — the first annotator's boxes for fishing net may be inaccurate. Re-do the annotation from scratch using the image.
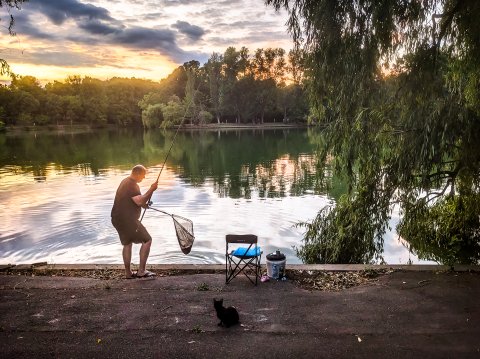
[172,214,195,255]
[148,207,195,254]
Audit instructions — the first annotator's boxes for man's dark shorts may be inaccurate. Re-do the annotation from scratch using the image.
[111,217,152,245]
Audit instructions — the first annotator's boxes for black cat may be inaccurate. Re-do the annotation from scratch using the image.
[213,298,239,328]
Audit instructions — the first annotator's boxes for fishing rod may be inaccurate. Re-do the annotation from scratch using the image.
[134,82,200,255]
[138,83,200,224]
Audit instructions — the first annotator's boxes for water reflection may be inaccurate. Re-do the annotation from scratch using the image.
[0,128,424,265]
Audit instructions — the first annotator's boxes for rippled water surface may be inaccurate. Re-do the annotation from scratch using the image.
[0,128,426,265]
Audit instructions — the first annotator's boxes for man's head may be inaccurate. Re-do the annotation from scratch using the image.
[130,164,147,183]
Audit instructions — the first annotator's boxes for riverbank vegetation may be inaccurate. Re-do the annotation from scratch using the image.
[1,265,391,291]
[269,0,480,265]
[0,47,309,131]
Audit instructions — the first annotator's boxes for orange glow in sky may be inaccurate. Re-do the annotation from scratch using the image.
[0,0,292,84]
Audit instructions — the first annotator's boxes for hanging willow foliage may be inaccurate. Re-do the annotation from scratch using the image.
[267,0,480,264]
[0,1,28,75]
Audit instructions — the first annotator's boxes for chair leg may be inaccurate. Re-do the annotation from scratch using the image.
[226,257,259,285]
[225,242,261,285]
[227,257,249,284]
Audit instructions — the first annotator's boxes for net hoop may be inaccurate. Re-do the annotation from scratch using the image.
[171,214,195,255]
[148,207,195,254]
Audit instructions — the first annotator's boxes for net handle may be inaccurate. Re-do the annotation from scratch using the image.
[148,206,173,217]
[148,206,194,236]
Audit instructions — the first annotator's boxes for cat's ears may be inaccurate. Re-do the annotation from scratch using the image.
[213,298,223,303]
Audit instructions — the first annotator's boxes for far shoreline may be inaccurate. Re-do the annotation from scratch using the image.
[3,122,311,135]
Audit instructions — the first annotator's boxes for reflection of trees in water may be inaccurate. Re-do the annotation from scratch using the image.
[0,128,335,199]
[0,128,348,204]
[0,129,148,179]
[150,129,324,198]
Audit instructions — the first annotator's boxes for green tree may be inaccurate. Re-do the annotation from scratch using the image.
[142,103,163,129]
[197,110,213,125]
[204,52,223,123]
[277,84,308,123]
[252,48,286,83]
[65,75,82,95]
[45,80,74,96]
[221,47,242,122]
[156,66,187,103]
[104,77,159,126]
[255,78,277,124]
[238,46,251,77]
[79,77,107,126]
[0,83,15,125]
[252,48,268,80]
[183,60,200,125]
[287,48,305,85]
[8,75,43,125]
[138,92,164,111]
[232,75,257,123]
[43,93,62,125]
[268,0,480,264]
[60,95,82,125]
[160,95,185,128]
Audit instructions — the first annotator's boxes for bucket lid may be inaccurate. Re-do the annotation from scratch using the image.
[266,250,286,261]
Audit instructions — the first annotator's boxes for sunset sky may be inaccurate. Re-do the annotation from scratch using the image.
[0,0,292,84]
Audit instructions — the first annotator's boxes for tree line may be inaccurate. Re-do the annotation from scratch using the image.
[0,46,309,130]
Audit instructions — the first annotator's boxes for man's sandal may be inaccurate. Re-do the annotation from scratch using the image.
[136,270,156,278]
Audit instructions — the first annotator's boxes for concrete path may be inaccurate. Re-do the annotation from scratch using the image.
[1,270,479,358]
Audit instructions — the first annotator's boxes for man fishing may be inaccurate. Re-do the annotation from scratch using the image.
[111,164,158,279]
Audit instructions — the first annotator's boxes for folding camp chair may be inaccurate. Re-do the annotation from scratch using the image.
[225,234,262,285]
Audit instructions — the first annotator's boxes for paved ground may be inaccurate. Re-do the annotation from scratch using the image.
[1,269,479,358]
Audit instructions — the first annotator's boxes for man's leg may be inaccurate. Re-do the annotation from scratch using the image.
[122,243,133,278]
[137,239,152,276]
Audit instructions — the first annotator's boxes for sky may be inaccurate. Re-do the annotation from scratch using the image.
[0,0,293,84]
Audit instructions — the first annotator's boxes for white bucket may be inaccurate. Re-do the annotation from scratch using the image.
[266,259,286,279]
[266,250,286,279]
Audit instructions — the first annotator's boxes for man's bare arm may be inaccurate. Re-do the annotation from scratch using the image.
[132,181,158,207]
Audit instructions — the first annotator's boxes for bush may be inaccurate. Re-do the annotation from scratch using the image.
[197,110,213,125]
[142,103,163,129]
[17,113,33,125]
[160,100,185,128]
[34,114,51,125]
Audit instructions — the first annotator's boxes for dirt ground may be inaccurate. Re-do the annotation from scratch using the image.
[1,268,479,358]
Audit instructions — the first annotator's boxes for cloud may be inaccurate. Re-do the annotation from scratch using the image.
[0,45,100,67]
[113,27,179,53]
[78,19,123,35]
[17,0,195,63]
[172,21,205,41]
[9,13,56,40]
[163,0,212,5]
[143,12,165,21]
[32,0,114,25]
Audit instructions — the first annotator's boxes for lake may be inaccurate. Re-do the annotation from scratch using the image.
[0,127,430,265]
